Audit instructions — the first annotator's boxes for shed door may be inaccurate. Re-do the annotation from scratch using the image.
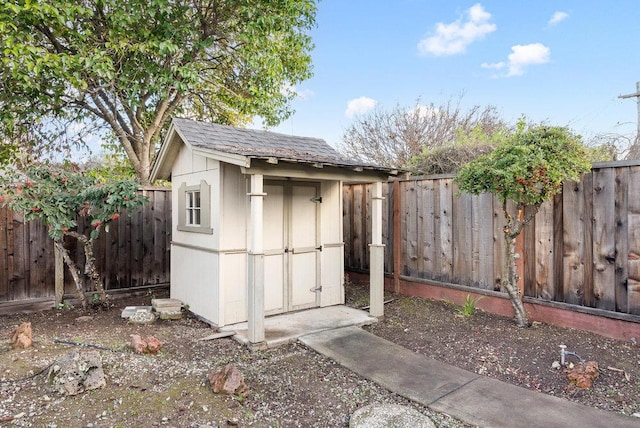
[263,181,320,314]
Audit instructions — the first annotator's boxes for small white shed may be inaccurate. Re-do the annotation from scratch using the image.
[151,118,398,345]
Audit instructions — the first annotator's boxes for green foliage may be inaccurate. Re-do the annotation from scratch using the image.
[0,0,316,183]
[0,164,146,240]
[409,125,509,174]
[455,123,591,206]
[456,295,483,317]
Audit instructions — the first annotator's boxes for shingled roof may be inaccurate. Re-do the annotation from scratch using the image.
[151,118,400,181]
[174,117,399,169]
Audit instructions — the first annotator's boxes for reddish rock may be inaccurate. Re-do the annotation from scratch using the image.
[10,322,32,349]
[129,334,163,354]
[129,334,147,354]
[145,336,163,354]
[208,364,248,396]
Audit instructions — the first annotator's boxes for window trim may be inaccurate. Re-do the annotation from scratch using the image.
[177,180,213,234]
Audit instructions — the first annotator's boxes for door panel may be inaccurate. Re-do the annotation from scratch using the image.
[263,183,285,314]
[289,183,320,309]
[262,181,320,313]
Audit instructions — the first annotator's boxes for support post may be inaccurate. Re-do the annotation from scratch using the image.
[247,174,266,345]
[54,242,64,305]
[369,181,385,317]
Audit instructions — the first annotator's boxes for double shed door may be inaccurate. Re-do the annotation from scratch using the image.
[263,181,321,315]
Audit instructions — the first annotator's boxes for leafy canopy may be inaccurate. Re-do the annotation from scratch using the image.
[455,123,591,207]
[0,0,317,183]
[0,164,146,240]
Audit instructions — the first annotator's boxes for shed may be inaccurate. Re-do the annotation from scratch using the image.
[151,118,399,346]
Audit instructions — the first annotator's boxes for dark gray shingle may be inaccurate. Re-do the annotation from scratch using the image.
[172,118,388,169]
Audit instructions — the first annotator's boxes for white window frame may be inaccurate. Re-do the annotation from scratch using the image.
[177,180,213,234]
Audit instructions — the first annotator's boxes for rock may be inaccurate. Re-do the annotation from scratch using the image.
[145,336,163,354]
[551,360,561,369]
[350,404,435,428]
[128,311,156,324]
[129,334,163,354]
[10,322,32,349]
[208,364,248,396]
[121,306,153,319]
[566,360,599,389]
[74,316,93,323]
[130,334,147,354]
[47,350,106,396]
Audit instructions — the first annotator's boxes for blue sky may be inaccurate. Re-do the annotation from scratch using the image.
[265,1,640,149]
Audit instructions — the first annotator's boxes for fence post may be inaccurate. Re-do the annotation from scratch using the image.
[393,180,401,293]
[54,243,64,305]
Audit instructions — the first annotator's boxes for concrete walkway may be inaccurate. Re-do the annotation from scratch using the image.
[300,326,640,428]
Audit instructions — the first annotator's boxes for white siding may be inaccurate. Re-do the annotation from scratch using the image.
[220,252,248,325]
[170,245,220,325]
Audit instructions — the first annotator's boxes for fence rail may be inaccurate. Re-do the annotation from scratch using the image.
[0,188,171,305]
[343,162,640,317]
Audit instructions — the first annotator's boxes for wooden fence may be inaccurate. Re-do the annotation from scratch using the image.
[0,188,171,306]
[343,161,640,317]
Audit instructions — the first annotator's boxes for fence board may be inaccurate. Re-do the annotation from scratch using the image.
[343,162,640,318]
[0,208,8,299]
[562,180,585,305]
[452,183,472,286]
[0,189,171,305]
[405,181,418,276]
[534,200,554,300]
[615,167,629,313]
[475,193,494,289]
[628,167,640,315]
[437,179,453,280]
[592,168,616,310]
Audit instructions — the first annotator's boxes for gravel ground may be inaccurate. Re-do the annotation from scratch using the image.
[0,289,468,428]
[1,282,639,427]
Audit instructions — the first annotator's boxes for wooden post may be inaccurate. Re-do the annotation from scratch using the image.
[370,181,385,317]
[393,180,402,293]
[54,242,64,305]
[247,174,266,345]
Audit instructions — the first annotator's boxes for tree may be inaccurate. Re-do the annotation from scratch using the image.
[408,125,510,175]
[339,98,505,168]
[0,0,316,184]
[455,124,591,327]
[0,164,146,308]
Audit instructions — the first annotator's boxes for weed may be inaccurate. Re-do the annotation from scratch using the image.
[55,302,72,310]
[456,295,483,317]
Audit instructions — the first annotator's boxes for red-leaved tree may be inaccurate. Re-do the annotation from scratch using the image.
[0,164,146,308]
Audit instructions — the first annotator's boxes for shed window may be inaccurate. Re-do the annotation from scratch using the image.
[177,181,213,234]
[186,190,201,225]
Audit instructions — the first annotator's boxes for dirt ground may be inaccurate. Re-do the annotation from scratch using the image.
[1,283,639,427]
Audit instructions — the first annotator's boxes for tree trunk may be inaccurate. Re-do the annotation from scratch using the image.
[502,232,530,327]
[83,237,108,304]
[54,240,88,309]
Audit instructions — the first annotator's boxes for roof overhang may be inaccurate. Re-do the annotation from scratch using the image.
[151,120,402,183]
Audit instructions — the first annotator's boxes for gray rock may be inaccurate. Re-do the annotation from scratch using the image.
[47,350,106,396]
[350,404,435,428]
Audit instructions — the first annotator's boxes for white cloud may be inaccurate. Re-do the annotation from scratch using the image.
[483,43,550,77]
[506,43,551,76]
[345,96,378,118]
[548,11,569,26]
[418,3,496,56]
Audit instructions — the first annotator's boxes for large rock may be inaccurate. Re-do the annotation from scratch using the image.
[10,322,32,349]
[208,364,248,396]
[47,350,106,396]
[350,404,435,428]
[129,334,163,354]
